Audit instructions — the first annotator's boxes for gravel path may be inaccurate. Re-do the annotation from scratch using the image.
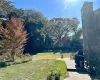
[57,58,91,80]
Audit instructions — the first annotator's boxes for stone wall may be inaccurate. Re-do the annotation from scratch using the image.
[81,2,100,63]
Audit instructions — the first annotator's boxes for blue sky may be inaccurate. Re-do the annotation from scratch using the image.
[12,0,100,27]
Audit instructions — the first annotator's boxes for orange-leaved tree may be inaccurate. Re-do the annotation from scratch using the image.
[0,18,28,61]
[0,0,3,4]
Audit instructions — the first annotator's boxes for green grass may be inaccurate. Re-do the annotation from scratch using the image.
[33,52,71,59]
[0,60,67,80]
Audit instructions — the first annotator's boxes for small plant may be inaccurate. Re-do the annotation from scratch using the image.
[47,70,61,80]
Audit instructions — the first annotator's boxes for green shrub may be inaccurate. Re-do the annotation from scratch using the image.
[0,54,32,68]
[6,62,12,66]
[0,61,7,67]
[47,71,61,80]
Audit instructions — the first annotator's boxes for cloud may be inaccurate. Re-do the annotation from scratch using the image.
[64,0,97,10]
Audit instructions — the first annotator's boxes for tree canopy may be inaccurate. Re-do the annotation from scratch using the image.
[0,0,83,54]
[44,18,79,47]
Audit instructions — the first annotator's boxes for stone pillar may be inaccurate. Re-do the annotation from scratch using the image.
[81,2,100,78]
[81,2,96,62]
[94,9,100,56]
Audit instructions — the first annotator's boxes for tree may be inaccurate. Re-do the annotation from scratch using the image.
[0,0,15,17]
[67,28,83,52]
[23,9,48,53]
[23,9,47,24]
[72,28,82,40]
[44,18,79,48]
[0,0,3,4]
[0,2,48,54]
[0,18,27,61]
[7,12,18,20]
[43,35,53,51]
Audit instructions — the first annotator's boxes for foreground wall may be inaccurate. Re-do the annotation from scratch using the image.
[81,2,100,66]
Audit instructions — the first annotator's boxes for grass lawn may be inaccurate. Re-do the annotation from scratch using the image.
[0,60,67,80]
[32,52,71,59]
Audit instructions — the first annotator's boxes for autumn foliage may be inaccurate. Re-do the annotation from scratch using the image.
[0,18,27,61]
[0,0,3,4]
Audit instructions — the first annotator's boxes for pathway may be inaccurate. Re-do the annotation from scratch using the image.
[57,58,91,80]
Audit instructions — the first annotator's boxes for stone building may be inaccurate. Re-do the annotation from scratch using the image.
[81,1,100,66]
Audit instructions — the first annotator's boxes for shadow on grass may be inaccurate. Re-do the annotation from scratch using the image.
[0,59,32,68]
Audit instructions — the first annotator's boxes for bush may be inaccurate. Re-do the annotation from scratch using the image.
[6,62,13,66]
[47,71,61,80]
[0,61,7,67]
[0,54,32,68]
[12,54,32,65]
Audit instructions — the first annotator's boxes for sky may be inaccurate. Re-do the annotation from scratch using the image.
[12,0,100,27]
